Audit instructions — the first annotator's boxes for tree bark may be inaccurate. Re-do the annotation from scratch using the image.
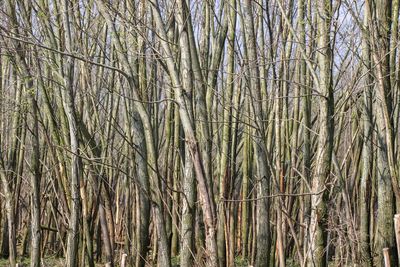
[308,0,334,265]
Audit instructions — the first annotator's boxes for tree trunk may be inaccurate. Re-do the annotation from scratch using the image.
[241,1,271,266]
[308,0,334,265]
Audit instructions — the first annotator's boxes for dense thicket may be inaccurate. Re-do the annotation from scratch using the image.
[0,0,400,266]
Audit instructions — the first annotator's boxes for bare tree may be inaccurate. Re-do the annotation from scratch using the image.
[0,1,399,266]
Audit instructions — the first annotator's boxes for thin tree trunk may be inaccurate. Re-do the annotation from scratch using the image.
[308,0,334,265]
[100,203,114,266]
[241,1,271,266]
[217,1,236,266]
[359,9,373,265]
[60,1,81,265]
[176,2,196,266]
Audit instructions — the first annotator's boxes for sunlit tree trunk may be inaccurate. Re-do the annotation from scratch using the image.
[359,9,373,266]
[308,0,334,265]
[176,1,196,266]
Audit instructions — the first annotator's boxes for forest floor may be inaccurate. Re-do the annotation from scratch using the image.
[0,256,247,267]
[0,257,106,267]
